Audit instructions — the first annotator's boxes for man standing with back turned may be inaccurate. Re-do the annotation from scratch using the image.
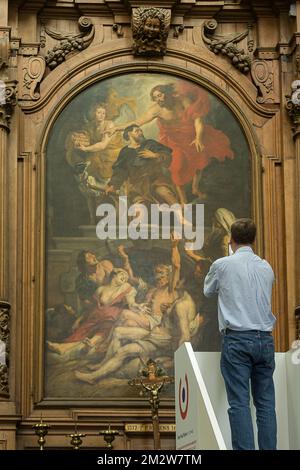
[204,218,277,450]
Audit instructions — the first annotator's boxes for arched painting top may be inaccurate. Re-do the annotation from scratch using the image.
[44,72,251,400]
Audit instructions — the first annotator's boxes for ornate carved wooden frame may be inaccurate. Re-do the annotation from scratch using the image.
[17,37,286,418]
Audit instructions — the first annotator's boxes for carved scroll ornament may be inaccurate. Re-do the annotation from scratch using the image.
[22,56,46,100]
[202,19,251,74]
[0,301,10,397]
[44,17,95,70]
[132,7,171,57]
[251,60,274,104]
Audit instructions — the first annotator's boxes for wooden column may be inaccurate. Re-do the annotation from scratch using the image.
[0,81,17,398]
[0,81,17,300]
[286,80,300,334]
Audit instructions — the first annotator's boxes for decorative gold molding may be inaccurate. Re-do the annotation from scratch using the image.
[0,80,18,132]
[0,300,10,398]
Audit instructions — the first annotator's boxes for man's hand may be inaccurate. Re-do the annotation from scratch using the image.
[138,149,158,159]
[190,138,204,152]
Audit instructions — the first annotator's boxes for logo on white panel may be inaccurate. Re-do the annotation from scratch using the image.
[179,373,189,420]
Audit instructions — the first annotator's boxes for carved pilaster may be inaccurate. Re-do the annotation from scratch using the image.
[0,80,17,304]
[262,155,288,350]
[286,81,300,316]
[0,301,10,398]
[0,81,17,132]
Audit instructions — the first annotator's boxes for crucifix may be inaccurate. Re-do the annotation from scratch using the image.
[129,359,174,449]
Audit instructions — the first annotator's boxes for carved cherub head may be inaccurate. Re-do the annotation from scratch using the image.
[132,7,171,56]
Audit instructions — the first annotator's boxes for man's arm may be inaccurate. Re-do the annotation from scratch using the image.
[203,262,219,297]
[117,245,138,283]
[114,104,159,132]
[191,117,204,152]
[77,133,111,152]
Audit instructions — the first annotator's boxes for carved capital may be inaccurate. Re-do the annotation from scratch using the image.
[132,7,171,57]
[202,19,251,74]
[286,80,300,138]
[0,301,10,398]
[0,80,18,132]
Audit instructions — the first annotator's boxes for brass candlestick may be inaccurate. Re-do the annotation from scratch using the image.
[33,416,50,450]
[68,422,86,450]
[129,359,174,450]
[99,424,120,449]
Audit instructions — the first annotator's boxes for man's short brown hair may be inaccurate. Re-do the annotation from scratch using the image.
[231,218,256,245]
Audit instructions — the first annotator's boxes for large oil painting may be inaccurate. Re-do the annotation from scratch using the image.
[45,73,251,398]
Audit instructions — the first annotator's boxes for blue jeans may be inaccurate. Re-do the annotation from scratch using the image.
[220,330,277,450]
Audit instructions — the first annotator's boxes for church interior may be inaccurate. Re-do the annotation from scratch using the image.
[0,0,300,450]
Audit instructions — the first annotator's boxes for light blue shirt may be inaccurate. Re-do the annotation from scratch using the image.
[203,246,276,332]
